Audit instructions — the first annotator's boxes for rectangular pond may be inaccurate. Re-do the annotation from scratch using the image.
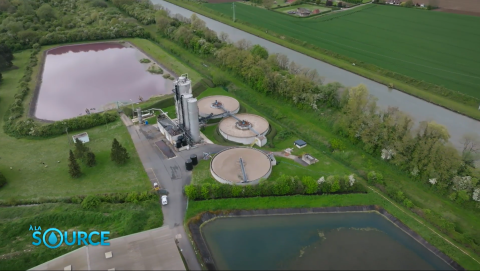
[34,42,174,121]
[201,212,455,270]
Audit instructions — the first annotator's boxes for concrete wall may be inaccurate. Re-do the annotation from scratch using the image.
[219,126,269,145]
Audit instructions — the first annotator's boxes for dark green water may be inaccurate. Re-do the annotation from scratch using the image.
[201,212,454,270]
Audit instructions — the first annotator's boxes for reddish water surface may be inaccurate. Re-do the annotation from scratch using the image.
[35,43,173,121]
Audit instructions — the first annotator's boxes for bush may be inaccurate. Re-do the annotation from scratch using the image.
[277,129,293,141]
[125,192,139,203]
[91,0,108,7]
[212,72,228,87]
[81,195,101,210]
[326,0,333,6]
[329,138,346,152]
[367,171,383,184]
[0,172,7,188]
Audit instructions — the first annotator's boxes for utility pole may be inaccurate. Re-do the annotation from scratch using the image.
[63,122,69,146]
[232,2,236,22]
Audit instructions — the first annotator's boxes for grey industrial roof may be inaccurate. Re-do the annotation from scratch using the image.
[29,226,185,271]
[294,139,307,146]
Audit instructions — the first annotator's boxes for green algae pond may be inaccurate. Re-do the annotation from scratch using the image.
[201,212,455,270]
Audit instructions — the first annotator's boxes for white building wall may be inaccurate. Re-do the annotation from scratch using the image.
[219,126,270,145]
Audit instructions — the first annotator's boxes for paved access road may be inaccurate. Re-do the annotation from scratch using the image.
[121,114,227,270]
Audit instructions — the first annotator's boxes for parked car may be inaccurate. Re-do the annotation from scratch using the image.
[161,195,168,205]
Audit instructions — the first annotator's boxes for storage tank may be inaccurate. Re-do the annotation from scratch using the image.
[187,98,200,143]
[190,154,198,166]
[181,94,193,130]
[136,108,143,124]
[185,159,193,171]
[178,76,192,95]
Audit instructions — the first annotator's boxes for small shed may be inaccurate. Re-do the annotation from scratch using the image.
[294,139,307,148]
[72,132,89,143]
[302,154,318,165]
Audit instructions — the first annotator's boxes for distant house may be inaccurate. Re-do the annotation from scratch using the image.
[294,139,307,148]
[297,7,311,16]
[302,154,319,165]
[313,9,320,14]
[286,0,296,3]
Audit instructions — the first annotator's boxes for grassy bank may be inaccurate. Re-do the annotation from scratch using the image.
[1,51,149,199]
[0,200,163,270]
[186,193,480,269]
[164,0,480,120]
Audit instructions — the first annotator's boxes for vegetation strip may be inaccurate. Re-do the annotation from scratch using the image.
[188,206,464,270]
[163,0,480,120]
[368,187,480,266]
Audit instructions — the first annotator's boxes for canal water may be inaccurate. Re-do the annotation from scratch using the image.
[201,212,454,270]
[152,0,480,152]
[35,42,173,121]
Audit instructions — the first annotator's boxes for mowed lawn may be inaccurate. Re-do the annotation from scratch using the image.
[0,51,150,200]
[204,3,480,98]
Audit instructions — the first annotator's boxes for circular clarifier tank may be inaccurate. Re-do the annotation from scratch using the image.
[210,147,272,185]
[197,95,240,118]
[218,113,269,145]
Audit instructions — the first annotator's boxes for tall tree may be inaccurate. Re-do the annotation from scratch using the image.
[111,138,130,165]
[0,44,14,70]
[74,138,89,162]
[86,151,96,167]
[251,44,269,59]
[36,4,55,21]
[68,150,82,178]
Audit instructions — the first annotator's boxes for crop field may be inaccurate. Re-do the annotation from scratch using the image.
[203,3,480,98]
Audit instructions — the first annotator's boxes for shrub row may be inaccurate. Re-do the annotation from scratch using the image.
[373,182,480,254]
[185,174,367,200]
[0,190,158,206]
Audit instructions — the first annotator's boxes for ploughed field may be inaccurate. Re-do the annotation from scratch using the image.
[204,3,480,99]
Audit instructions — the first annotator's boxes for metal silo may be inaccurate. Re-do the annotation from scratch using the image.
[187,98,200,142]
[178,75,192,95]
[181,94,193,130]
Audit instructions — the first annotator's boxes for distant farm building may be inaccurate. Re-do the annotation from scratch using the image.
[313,9,320,14]
[297,7,311,16]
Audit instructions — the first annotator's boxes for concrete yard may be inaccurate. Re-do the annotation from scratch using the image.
[30,226,185,271]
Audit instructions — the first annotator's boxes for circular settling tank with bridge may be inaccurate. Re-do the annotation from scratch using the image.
[197,95,240,118]
[218,113,269,145]
[210,147,272,185]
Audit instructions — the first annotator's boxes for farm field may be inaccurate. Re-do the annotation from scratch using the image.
[203,3,480,99]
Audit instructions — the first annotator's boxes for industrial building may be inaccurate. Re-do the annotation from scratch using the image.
[149,75,270,149]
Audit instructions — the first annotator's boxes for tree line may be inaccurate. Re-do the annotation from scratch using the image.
[185,174,366,200]
[148,5,479,205]
[0,0,150,51]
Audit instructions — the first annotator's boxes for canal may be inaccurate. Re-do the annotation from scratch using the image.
[201,212,454,270]
[151,0,480,152]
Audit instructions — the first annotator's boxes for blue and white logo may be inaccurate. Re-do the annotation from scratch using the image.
[30,226,110,249]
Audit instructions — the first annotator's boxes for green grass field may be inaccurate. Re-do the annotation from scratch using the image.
[0,200,163,270]
[204,3,480,99]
